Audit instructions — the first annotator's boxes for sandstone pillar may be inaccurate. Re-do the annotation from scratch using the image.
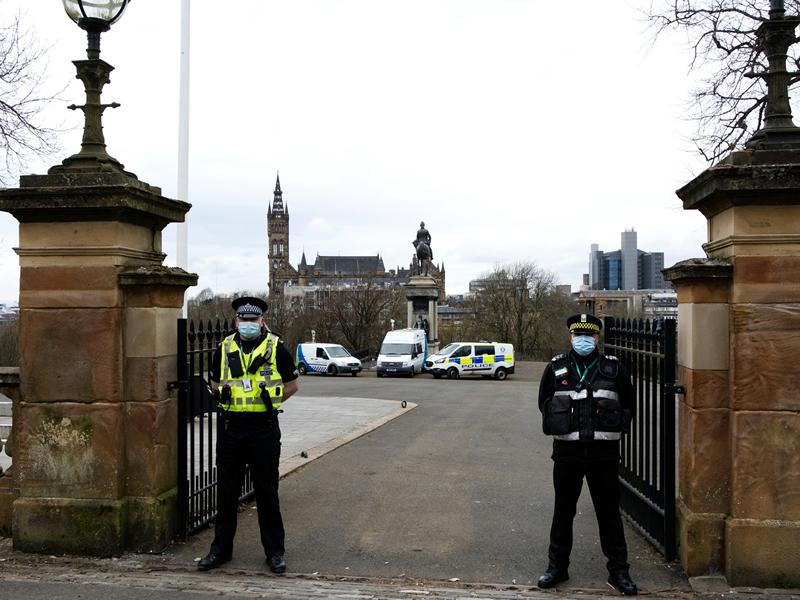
[0,172,197,556]
[666,150,800,587]
[663,260,731,576]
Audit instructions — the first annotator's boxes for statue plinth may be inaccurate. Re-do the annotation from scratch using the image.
[402,275,440,354]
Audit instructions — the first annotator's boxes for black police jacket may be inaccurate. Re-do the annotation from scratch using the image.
[538,349,635,462]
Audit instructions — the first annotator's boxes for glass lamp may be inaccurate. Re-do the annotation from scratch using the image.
[62,0,131,58]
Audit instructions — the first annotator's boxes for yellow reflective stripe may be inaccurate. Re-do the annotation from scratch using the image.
[223,403,269,413]
[222,340,233,380]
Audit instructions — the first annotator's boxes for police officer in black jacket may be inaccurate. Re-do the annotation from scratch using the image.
[537,314,638,595]
[197,296,299,574]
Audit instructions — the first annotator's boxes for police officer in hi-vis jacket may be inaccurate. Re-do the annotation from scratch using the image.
[537,314,638,596]
[198,297,299,574]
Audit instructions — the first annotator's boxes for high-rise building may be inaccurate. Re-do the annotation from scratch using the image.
[621,229,638,290]
[587,229,668,291]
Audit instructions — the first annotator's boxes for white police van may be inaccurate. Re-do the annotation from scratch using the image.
[425,342,515,380]
[376,328,427,377]
[295,343,362,376]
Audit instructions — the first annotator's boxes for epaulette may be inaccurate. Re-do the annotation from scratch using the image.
[551,353,566,362]
[604,354,619,361]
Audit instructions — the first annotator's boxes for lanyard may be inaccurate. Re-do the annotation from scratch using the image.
[241,349,253,373]
[239,335,264,372]
[574,358,597,383]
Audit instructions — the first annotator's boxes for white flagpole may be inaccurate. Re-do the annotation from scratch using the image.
[177,0,191,317]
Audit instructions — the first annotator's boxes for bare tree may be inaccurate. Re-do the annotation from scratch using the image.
[187,287,234,324]
[646,0,800,162]
[320,280,405,356]
[469,262,575,360]
[0,12,61,184]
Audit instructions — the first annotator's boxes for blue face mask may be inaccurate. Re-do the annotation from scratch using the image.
[237,321,261,339]
[571,335,596,356]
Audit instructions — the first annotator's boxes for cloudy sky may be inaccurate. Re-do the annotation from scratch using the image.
[0,0,715,302]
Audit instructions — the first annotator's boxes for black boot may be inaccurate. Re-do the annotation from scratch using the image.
[267,553,286,574]
[197,551,231,571]
[608,571,638,595]
[537,568,569,589]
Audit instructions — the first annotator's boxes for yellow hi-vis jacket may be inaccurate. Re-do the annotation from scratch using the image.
[218,332,283,412]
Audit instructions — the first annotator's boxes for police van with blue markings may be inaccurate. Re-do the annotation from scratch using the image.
[425,342,515,380]
[295,343,362,376]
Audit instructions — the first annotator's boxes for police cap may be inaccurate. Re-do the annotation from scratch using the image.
[566,313,602,334]
[232,296,268,318]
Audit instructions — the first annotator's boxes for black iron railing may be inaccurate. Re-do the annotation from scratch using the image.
[603,316,677,561]
[176,318,256,538]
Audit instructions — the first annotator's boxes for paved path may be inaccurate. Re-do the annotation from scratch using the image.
[0,540,788,600]
[185,396,414,480]
[279,395,414,476]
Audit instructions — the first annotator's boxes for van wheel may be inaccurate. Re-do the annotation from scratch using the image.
[297,362,307,375]
[377,372,384,378]
[351,371,358,377]
[447,367,459,380]
[494,367,508,381]
[328,365,338,376]
[408,368,415,378]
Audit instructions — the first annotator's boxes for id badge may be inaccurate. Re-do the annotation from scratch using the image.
[242,379,253,393]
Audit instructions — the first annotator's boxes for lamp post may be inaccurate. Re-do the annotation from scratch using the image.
[745,0,800,149]
[50,0,133,175]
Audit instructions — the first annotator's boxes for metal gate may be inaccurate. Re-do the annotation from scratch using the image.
[603,316,678,561]
[176,318,256,538]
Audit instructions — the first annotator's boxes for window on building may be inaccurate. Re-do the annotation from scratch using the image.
[279,242,284,256]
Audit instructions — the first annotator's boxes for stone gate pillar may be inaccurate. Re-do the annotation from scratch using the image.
[665,150,800,587]
[0,172,197,556]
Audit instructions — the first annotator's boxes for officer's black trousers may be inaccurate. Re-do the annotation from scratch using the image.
[547,460,629,574]
[210,412,285,559]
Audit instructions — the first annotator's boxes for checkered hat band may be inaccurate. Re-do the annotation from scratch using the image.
[236,303,262,316]
[569,322,600,332]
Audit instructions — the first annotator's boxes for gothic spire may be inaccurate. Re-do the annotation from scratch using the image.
[272,172,284,214]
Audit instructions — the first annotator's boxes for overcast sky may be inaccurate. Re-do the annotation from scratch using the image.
[0,0,718,303]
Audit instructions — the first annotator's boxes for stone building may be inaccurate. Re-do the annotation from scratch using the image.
[266,175,445,299]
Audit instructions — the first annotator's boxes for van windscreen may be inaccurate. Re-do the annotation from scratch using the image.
[327,346,350,357]
[380,342,414,355]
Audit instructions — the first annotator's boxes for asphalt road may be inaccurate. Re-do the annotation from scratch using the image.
[171,363,690,592]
